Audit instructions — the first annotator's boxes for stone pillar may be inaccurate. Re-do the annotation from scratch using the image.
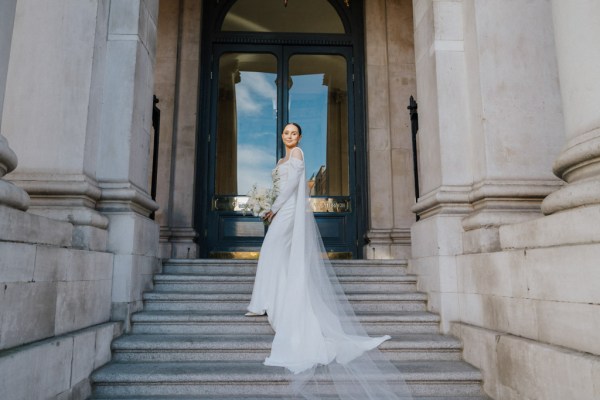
[459,0,564,253]
[409,0,473,330]
[2,0,110,250]
[541,0,600,214]
[97,0,160,324]
[410,0,565,330]
[0,0,27,211]
[364,0,417,259]
[154,0,201,259]
[0,0,17,133]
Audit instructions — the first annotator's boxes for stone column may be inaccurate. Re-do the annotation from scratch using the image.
[458,0,564,252]
[154,0,201,259]
[2,0,110,250]
[0,0,27,211]
[409,0,473,330]
[541,0,600,214]
[97,0,160,324]
[364,0,417,259]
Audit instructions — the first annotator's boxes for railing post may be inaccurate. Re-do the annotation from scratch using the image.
[150,95,161,220]
[408,95,419,220]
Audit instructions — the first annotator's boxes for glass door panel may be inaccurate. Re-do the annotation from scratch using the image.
[288,54,350,197]
[214,53,278,196]
[207,46,356,258]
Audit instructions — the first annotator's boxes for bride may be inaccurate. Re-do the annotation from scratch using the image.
[246,123,412,399]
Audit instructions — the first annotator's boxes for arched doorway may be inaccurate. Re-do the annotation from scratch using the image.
[196,0,367,258]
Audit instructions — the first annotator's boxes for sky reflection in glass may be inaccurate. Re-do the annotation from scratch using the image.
[236,72,328,194]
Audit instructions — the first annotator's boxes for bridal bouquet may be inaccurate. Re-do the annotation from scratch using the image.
[241,184,277,221]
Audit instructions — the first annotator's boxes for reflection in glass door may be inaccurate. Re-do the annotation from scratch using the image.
[288,54,349,197]
[207,47,356,258]
[214,53,278,196]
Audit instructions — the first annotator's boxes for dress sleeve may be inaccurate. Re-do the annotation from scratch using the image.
[271,150,305,213]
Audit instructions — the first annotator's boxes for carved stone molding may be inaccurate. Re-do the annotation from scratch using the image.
[0,134,29,210]
[98,181,159,217]
[411,185,472,219]
[542,129,600,214]
[8,174,108,227]
[463,179,563,230]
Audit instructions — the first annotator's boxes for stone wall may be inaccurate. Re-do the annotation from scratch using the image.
[154,0,201,259]
[364,0,418,259]
[0,1,161,399]
[410,0,600,399]
[0,214,120,399]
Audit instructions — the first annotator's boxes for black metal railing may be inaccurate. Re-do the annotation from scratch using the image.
[407,95,419,220]
[150,95,161,220]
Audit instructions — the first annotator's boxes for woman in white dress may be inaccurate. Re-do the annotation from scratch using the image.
[246,123,412,399]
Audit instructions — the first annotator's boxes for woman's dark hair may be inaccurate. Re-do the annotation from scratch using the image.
[288,122,302,135]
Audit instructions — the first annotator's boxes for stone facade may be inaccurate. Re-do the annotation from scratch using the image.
[1,0,599,399]
[0,1,159,399]
[410,1,600,399]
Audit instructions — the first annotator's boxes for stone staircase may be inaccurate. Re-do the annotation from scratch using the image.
[91,259,490,399]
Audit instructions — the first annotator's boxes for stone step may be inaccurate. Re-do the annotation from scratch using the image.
[163,259,408,277]
[92,360,484,397]
[130,310,440,335]
[143,291,428,312]
[111,333,462,362]
[92,396,492,400]
[153,273,418,293]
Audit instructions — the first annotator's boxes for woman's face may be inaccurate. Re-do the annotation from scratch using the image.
[282,124,301,148]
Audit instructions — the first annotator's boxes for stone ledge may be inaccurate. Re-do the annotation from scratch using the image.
[0,322,122,400]
[451,322,600,400]
[0,204,72,246]
[500,204,600,250]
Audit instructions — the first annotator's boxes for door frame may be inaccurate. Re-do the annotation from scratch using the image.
[195,0,369,257]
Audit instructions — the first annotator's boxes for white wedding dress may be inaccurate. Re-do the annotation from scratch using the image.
[247,147,412,399]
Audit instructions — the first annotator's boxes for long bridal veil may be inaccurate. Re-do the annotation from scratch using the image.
[266,153,413,399]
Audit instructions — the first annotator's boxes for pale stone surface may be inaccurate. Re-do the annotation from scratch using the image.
[502,203,600,250]
[153,0,179,231]
[0,242,113,349]
[411,214,464,258]
[0,0,17,129]
[148,0,198,258]
[0,282,57,350]
[367,149,394,230]
[106,213,159,256]
[71,330,97,386]
[458,252,527,298]
[362,0,417,257]
[465,0,563,181]
[0,336,73,400]
[462,227,501,254]
[453,323,600,400]
[0,322,120,400]
[540,1,600,214]
[0,205,72,246]
[536,300,600,356]
[456,243,600,356]
[410,254,459,332]
[1,0,109,248]
[458,293,539,341]
[0,241,36,283]
[550,0,600,141]
[33,246,113,283]
[55,280,112,336]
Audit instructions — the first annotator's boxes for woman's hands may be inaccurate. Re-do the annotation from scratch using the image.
[263,210,276,222]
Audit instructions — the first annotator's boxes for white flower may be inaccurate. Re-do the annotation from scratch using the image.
[241,182,278,222]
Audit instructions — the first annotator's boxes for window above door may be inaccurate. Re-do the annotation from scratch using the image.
[222,0,346,33]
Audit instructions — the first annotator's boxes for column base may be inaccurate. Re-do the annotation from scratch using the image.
[364,228,411,259]
[160,227,199,259]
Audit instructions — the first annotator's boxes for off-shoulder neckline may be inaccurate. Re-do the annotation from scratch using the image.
[276,148,304,167]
